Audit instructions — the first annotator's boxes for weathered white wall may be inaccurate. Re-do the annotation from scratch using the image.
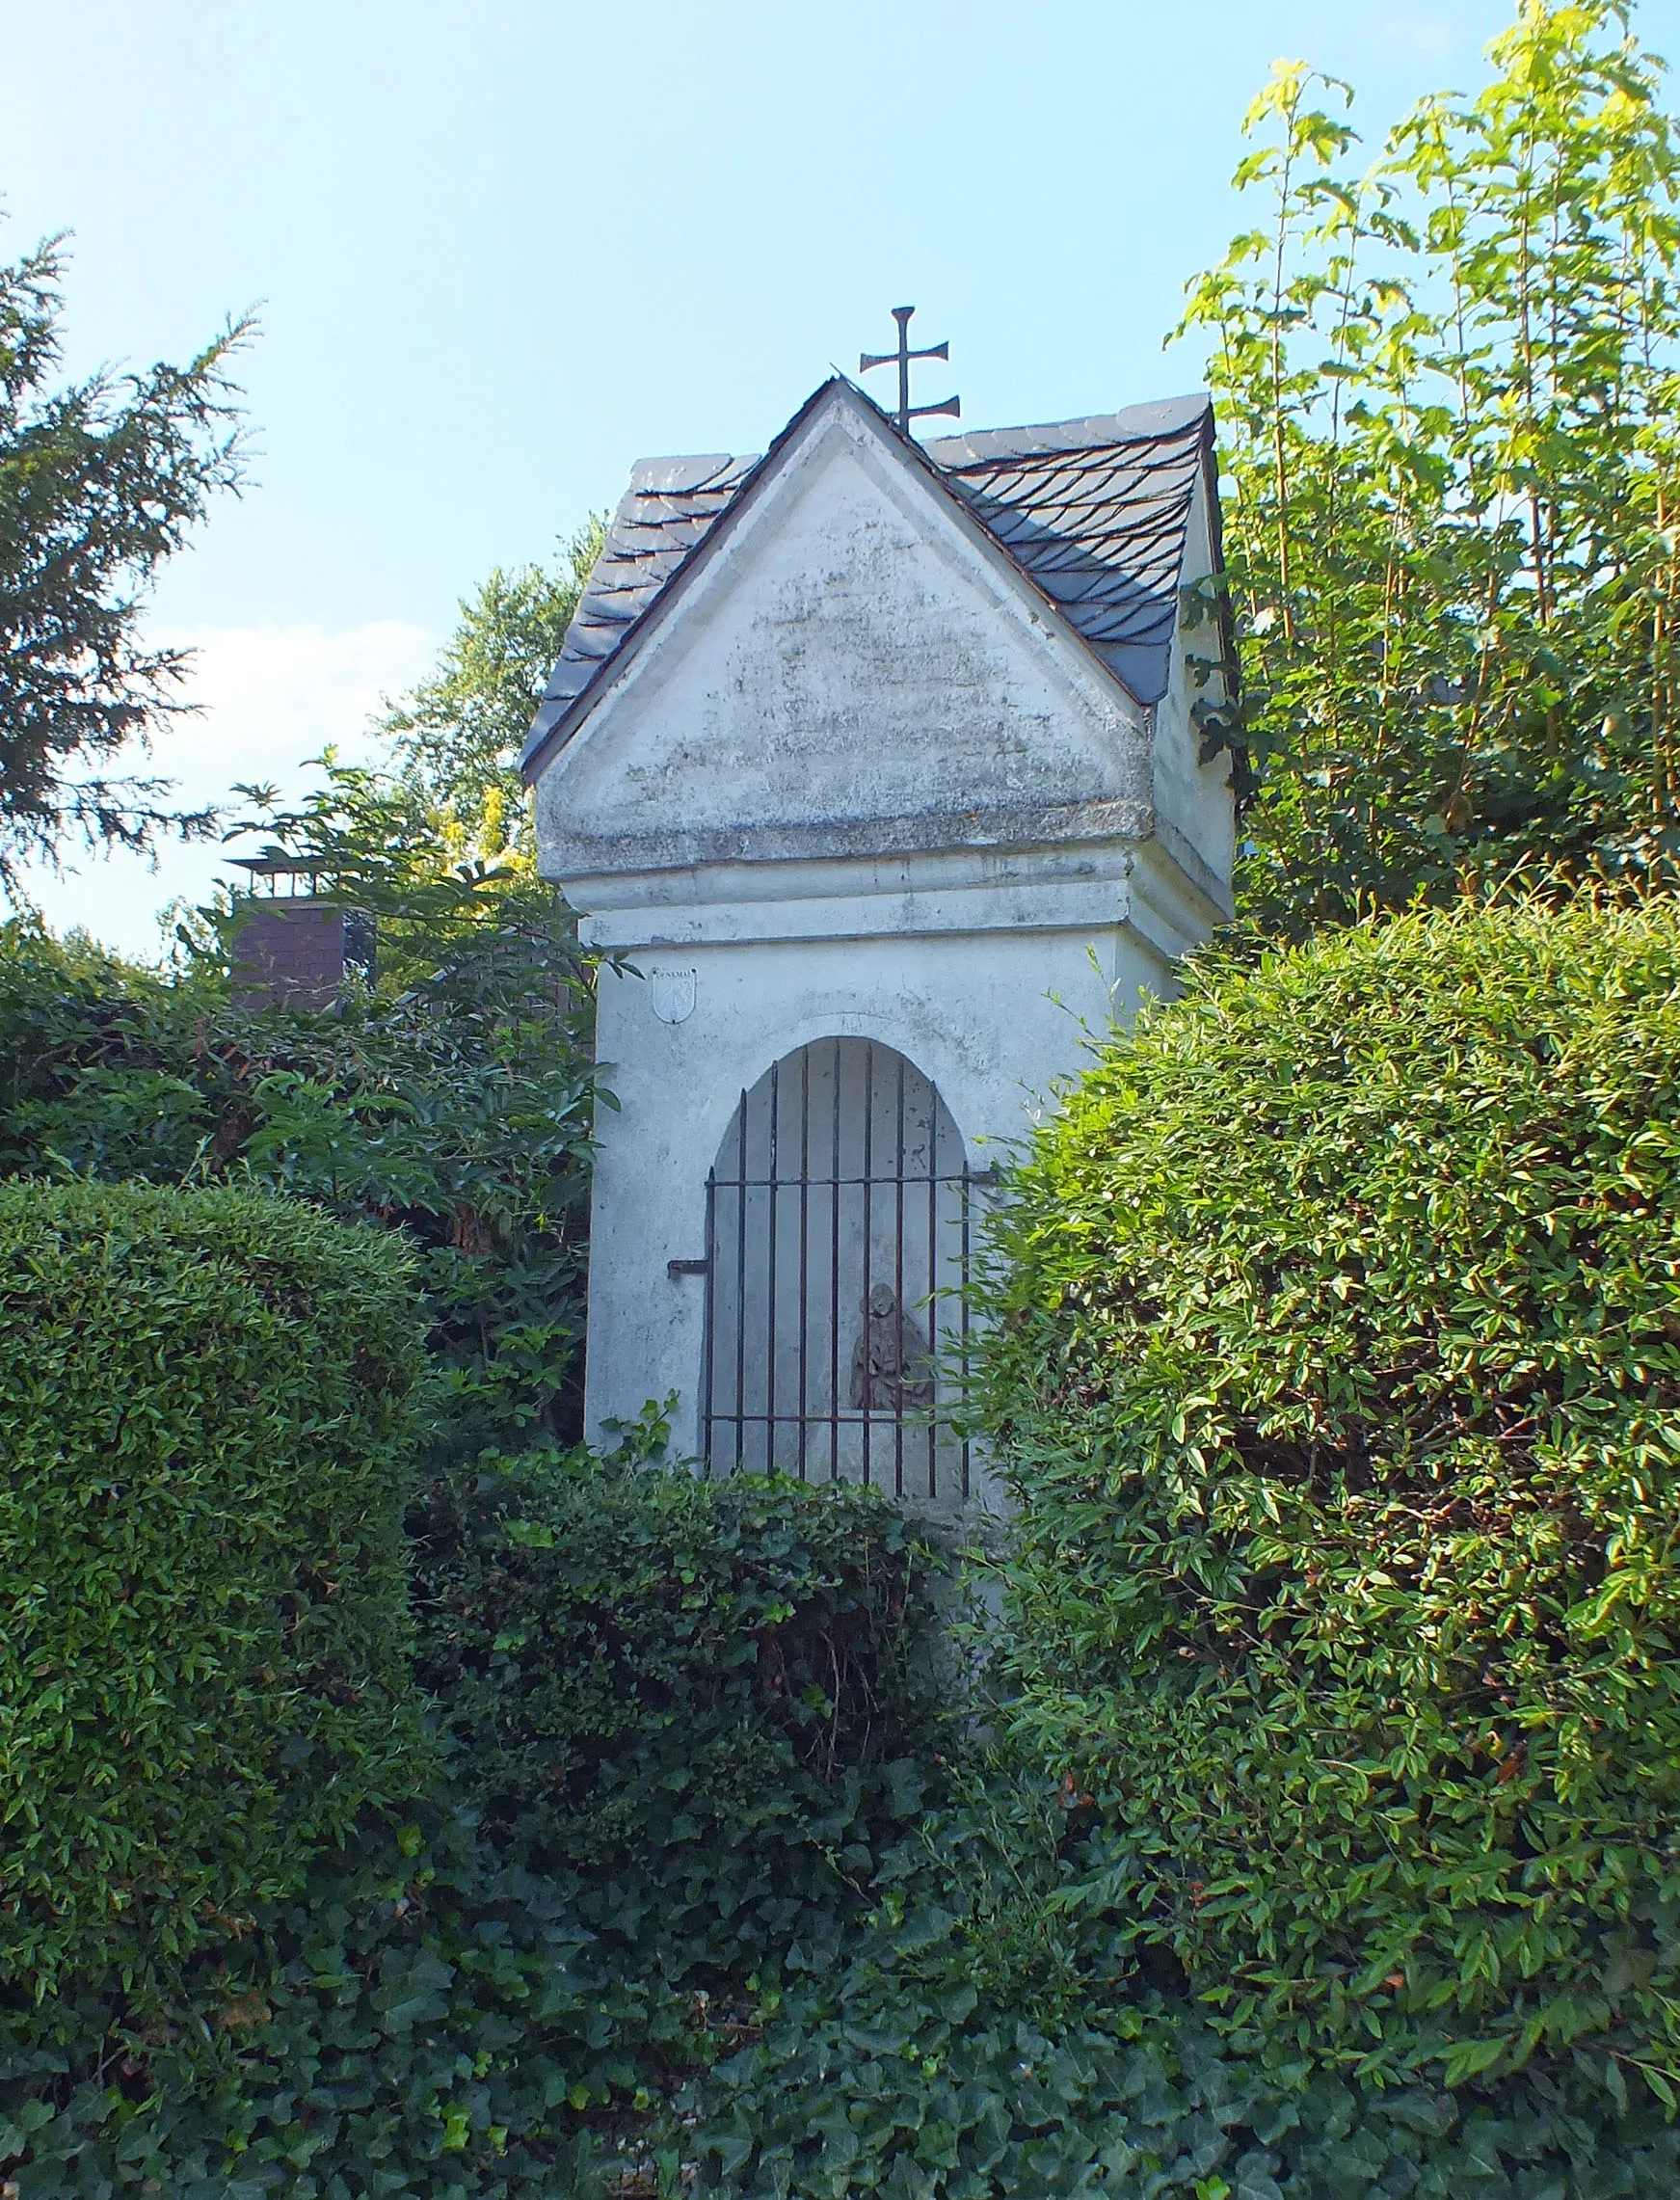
[536,397,1157,879]
[576,859,1201,1502]
[1148,468,1236,900]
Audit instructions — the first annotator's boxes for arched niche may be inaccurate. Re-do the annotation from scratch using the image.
[699,1036,983,1505]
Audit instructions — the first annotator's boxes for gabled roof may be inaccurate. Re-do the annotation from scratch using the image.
[530,451,759,736]
[925,396,1212,708]
[522,380,1213,782]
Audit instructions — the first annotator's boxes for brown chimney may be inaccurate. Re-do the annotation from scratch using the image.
[228,859,375,1011]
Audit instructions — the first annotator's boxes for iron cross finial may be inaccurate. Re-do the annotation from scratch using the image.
[859,306,960,437]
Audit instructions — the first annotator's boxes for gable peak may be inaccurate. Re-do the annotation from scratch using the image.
[521,377,1216,782]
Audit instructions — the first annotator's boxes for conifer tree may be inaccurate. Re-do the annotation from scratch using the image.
[0,232,249,887]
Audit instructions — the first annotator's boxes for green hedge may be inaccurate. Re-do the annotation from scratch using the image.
[411,1438,945,1973]
[0,1182,429,1995]
[0,1447,950,2197]
[0,918,596,1463]
[975,900,1680,2098]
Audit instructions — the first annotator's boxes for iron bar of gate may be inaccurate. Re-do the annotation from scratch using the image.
[700,1167,717,1472]
[893,1051,905,1499]
[861,1040,874,1490]
[734,1087,748,1475]
[960,1166,973,1500]
[926,1095,938,1499]
[699,1170,974,1187]
[797,1047,811,1481]
[829,1038,841,1484]
[765,1058,780,1475]
[701,1171,975,1193]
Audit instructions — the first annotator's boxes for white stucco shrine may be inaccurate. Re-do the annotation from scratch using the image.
[522,375,1234,1515]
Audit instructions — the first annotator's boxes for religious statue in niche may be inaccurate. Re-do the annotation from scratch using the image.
[850,1283,935,1414]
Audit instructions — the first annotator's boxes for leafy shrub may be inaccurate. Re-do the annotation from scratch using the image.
[13,1797,1680,2198]
[411,1431,946,1976]
[688,1901,1680,2200]
[0,1440,956,2196]
[0,1181,429,1996]
[0,1809,631,2200]
[0,1808,666,2200]
[0,918,595,1457]
[974,900,1680,2096]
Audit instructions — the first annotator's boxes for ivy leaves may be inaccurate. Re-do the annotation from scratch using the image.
[973,899,1680,2106]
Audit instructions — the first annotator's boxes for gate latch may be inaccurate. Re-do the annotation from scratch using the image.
[667,1256,710,1278]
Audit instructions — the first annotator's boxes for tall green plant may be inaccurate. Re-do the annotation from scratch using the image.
[380,518,606,844]
[1186,1,1680,933]
[205,760,572,1006]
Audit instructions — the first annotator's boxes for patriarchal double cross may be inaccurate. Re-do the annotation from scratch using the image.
[859,307,960,437]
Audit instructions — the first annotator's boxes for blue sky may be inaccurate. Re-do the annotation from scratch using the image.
[8,0,1678,949]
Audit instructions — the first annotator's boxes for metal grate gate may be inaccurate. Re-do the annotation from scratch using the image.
[691,1039,987,1501]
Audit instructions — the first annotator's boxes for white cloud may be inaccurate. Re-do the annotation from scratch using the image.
[12,619,436,961]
